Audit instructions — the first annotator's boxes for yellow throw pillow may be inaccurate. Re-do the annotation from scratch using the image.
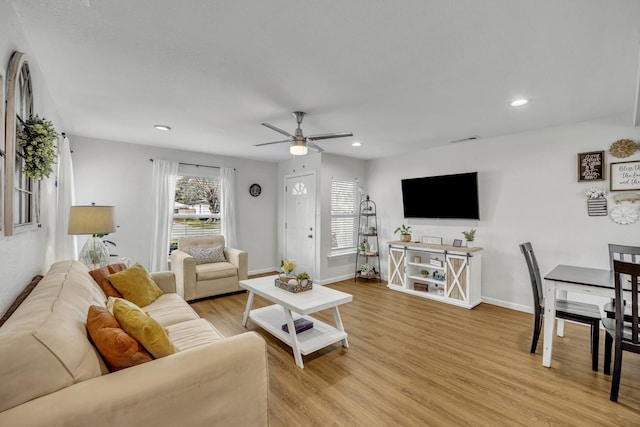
[111,298,177,358]
[108,262,163,307]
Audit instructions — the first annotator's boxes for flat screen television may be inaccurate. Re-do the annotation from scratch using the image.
[401,172,480,219]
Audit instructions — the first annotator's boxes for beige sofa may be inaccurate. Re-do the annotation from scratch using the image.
[171,235,248,301]
[0,260,268,427]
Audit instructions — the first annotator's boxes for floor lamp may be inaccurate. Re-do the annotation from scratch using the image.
[68,203,116,269]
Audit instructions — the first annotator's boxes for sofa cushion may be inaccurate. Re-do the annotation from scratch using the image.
[196,261,238,281]
[0,261,107,413]
[110,298,177,359]
[109,263,164,307]
[142,293,201,327]
[189,246,226,264]
[86,305,153,371]
[89,264,127,299]
[166,318,225,351]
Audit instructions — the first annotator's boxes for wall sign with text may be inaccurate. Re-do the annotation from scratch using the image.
[610,160,640,191]
[577,151,605,182]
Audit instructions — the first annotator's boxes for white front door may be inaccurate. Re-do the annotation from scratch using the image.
[285,172,316,278]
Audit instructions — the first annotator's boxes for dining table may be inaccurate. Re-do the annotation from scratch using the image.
[542,264,617,368]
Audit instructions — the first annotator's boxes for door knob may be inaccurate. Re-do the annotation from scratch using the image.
[308,235,313,238]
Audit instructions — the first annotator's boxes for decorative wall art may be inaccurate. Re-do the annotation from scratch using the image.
[585,187,607,216]
[577,151,605,182]
[609,193,640,225]
[609,138,638,158]
[422,236,443,245]
[610,160,640,191]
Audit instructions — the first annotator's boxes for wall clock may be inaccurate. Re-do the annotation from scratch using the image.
[249,183,262,197]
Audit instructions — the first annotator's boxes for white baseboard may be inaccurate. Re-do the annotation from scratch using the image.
[248,267,279,276]
[481,297,533,314]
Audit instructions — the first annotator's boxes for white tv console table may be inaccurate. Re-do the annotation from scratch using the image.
[387,241,482,309]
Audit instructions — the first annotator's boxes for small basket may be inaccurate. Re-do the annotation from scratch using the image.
[275,277,313,293]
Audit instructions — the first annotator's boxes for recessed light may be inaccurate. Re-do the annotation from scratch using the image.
[352,141,362,147]
[154,124,171,131]
[510,99,529,107]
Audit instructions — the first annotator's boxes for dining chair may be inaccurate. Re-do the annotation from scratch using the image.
[519,242,602,371]
[601,260,640,402]
[603,244,640,374]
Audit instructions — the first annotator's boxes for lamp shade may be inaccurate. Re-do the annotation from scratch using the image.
[68,205,116,235]
[290,141,308,156]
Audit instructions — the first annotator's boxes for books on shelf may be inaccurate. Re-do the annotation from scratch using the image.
[282,318,314,334]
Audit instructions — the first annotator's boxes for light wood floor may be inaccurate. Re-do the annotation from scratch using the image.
[190,276,640,426]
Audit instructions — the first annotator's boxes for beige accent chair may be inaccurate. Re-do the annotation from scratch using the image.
[171,235,248,301]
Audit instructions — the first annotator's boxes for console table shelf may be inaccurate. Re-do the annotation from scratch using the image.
[387,241,482,309]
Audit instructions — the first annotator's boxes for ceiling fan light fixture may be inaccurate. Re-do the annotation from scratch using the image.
[154,124,171,131]
[290,141,308,156]
[352,141,362,147]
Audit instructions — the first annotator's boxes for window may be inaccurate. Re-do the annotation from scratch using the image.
[4,51,35,235]
[170,175,221,253]
[330,179,357,251]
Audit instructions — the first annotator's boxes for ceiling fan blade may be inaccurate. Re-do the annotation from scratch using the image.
[307,141,325,153]
[254,139,292,147]
[261,123,292,137]
[307,132,353,141]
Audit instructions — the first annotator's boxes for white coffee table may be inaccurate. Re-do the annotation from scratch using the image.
[240,275,353,369]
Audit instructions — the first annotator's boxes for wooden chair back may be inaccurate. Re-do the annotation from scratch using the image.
[613,259,640,347]
[609,244,640,270]
[520,242,543,310]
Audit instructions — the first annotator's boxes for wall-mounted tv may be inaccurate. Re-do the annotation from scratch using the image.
[401,172,480,219]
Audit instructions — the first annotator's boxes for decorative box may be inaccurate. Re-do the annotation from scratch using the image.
[414,283,428,292]
[275,277,313,293]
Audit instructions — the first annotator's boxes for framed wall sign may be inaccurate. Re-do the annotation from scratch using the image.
[610,160,640,191]
[422,236,442,245]
[577,151,605,182]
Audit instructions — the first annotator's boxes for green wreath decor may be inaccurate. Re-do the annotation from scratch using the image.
[16,114,58,180]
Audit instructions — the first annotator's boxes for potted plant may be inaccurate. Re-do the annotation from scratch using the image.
[280,259,296,280]
[296,272,311,286]
[359,241,367,253]
[420,269,430,278]
[394,224,412,242]
[462,229,476,247]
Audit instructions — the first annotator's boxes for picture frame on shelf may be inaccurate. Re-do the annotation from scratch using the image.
[452,239,463,247]
[422,236,443,245]
[577,150,605,182]
[610,160,640,191]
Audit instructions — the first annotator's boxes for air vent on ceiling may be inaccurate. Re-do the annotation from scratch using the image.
[449,135,480,143]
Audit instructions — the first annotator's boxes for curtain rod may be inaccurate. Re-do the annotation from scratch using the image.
[149,158,235,170]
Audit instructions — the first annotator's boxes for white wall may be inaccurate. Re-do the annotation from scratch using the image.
[367,115,640,311]
[0,2,65,315]
[70,136,278,274]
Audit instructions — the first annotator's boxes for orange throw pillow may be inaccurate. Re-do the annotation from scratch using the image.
[89,264,127,298]
[86,305,153,371]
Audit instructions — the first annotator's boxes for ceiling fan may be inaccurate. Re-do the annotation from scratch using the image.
[255,111,353,155]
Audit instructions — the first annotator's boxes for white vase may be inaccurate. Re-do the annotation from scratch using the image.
[466,241,474,248]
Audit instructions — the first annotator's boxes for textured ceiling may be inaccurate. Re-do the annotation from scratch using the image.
[10,0,640,161]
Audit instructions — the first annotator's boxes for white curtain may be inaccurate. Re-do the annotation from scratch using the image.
[220,167,238,248]
[149,160,178,272]
[54,134,77,261]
